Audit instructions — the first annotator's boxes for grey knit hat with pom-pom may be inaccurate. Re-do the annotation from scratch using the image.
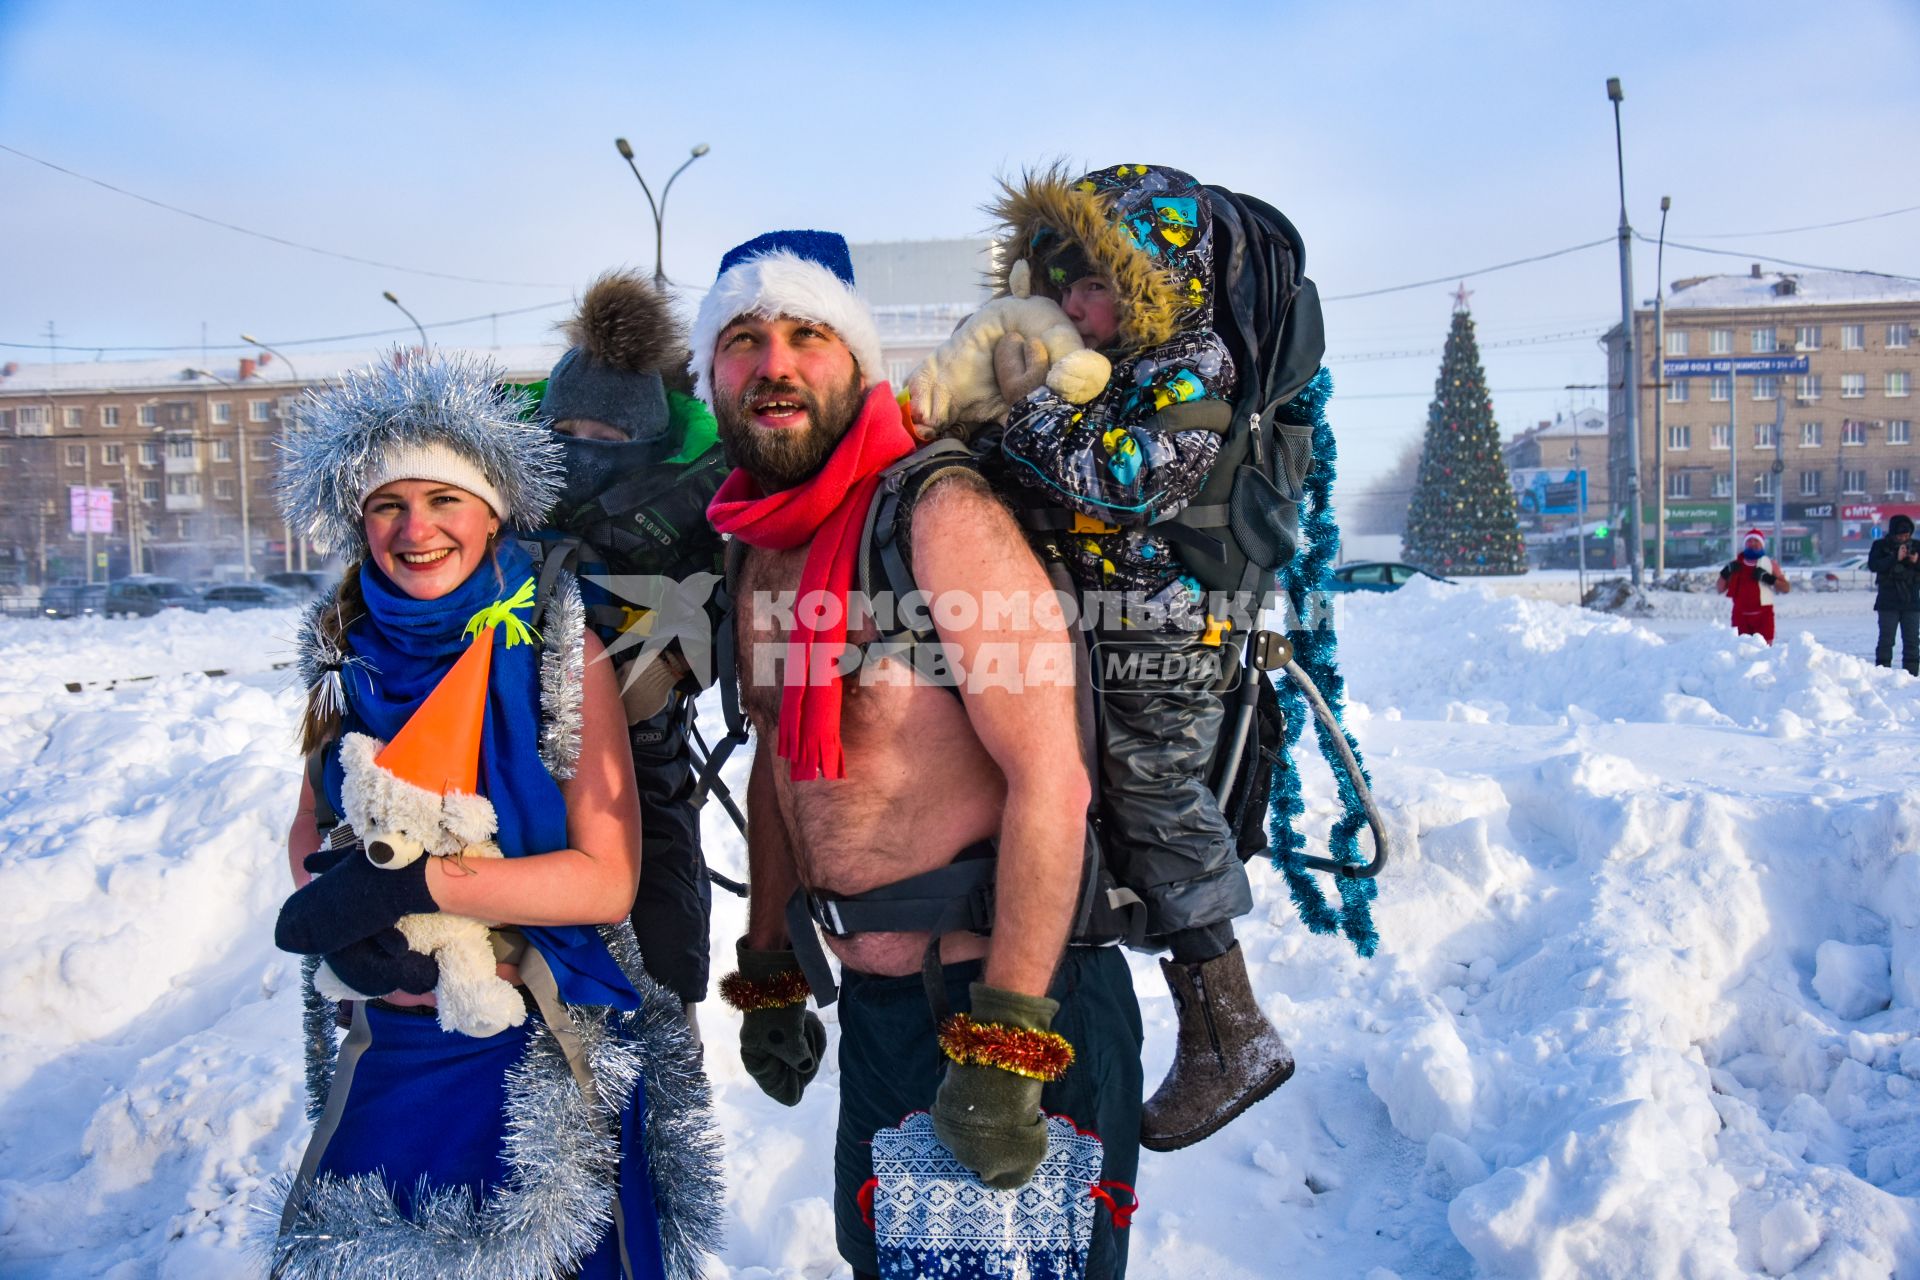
[541,270,690,442]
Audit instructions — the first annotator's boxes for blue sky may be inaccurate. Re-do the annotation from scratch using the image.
[3,0,1916,494]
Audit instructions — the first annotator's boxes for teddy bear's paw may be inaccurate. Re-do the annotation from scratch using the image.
[439,981,529,1038]
[1048,349,1113,404]
[1009,258,1034,300]
[907,363,953,434]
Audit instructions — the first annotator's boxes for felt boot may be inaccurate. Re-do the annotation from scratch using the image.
[1141,943,1294,1151]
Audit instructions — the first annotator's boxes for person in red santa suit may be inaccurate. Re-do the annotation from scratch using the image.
[1718,529,1791,644]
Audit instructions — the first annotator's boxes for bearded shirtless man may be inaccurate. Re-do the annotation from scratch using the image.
[693,231,1142,1278]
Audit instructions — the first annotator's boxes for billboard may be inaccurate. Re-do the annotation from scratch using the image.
[1509,468,1587,516]
[67,486,113,534]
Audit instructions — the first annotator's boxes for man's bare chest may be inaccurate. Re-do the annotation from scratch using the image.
[733,545,912,729]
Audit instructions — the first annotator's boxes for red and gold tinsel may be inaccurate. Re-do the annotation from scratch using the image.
[718,967,811,1012]
[937,1013,1075,1082]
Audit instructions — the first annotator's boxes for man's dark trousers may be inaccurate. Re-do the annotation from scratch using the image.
[628,692,711,1004]
[1877,609,1920,675]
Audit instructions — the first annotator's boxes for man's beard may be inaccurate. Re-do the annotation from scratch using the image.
[715,369,865,490]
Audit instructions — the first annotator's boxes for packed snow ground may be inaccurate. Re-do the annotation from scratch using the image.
[1,582,1917,1278]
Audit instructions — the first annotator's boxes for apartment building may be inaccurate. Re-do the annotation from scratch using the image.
[2,245,988,587]
[0,346,557,585]
[1603,267,1920,563]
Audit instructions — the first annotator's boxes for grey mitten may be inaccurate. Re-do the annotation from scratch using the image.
[726,943,826,1108]
[930,983,1063,1189]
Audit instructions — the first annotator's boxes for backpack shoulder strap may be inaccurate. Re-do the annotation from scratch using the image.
[859,439,983,669]
[692,537,753,817]
[306,746,339,837]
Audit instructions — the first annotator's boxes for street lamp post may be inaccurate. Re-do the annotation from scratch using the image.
[1567,383,1608,582]
[1570,438,1589,599]
[381,291,429,350]
[242,334,302,570]
[1653,194,1671,578]
[1607,77,1644,587]
[188,368,253,580]
[614,139,711,288]
[1771,394,1787,559]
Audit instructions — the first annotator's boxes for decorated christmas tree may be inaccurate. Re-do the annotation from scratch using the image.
[1402,288,1527,575]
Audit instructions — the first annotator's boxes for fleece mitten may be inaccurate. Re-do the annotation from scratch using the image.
[931,983,1062,1189]
[730,943,827,1107]
[276,852,437,956]
[324,926,441,997]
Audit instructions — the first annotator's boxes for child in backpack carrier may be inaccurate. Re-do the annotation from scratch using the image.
[987,163,1294,1151]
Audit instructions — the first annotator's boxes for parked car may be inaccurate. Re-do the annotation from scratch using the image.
[39,582,110,618]
[197,583,301,611]
[1320,561,1453,593]
[103,576,199,618]
[264,570,334,598]
[1803,554,1872,592]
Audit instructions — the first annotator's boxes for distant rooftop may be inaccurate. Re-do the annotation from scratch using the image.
[849,239,994,308]
[0,344,564,397]
[1528,408,1607,439]
[1664,267,1920,311]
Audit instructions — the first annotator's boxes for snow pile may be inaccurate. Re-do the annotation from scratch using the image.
[2,582,1919,1278]
[0,609,309,1275]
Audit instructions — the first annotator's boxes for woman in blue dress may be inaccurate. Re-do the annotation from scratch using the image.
[265,351,722,1280]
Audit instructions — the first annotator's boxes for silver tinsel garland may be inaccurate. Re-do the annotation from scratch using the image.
[265,940,723,1280]
[538,572,586,781]
[599,923,727,1280]
[298,956,337,1124]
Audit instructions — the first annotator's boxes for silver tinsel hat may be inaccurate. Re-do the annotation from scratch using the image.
[276,349,565,554]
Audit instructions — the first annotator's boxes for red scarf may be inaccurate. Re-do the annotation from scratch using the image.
[708,383,916,781]
[1721,556,1769,615]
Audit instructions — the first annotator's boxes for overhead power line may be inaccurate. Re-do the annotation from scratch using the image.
[1321,238,1613,303]
[0,299,570,355]
[1643,232,1920,283]
[1685,202,1920,240]
[1329,326,1610,363]
[0,141,569,290]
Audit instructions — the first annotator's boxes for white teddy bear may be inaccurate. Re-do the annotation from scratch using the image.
[907,259,1112,437]
[311,732,527,1039]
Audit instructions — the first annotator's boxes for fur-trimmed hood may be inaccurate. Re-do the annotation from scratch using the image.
[989,163,1218,355]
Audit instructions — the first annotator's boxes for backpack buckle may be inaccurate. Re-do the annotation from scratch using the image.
[1070,512,1120,535]
[807,892,851,938]
[1250,630,1293,671]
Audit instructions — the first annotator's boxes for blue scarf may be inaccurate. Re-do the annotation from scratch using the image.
[323,539,639,1010]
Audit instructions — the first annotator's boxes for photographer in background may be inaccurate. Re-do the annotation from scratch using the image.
[1867,513,1920,676]
[1719,529,1790,646]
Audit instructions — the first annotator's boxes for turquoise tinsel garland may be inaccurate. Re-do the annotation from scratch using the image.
[1268,367,1380,957]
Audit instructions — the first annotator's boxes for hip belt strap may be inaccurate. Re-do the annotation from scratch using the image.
[782,842,997,1006]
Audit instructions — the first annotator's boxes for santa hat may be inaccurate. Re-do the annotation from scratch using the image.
[1743,529,1767,547]
[689,230,884,409]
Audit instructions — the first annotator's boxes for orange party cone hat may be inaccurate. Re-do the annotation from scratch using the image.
[375,626,494,797]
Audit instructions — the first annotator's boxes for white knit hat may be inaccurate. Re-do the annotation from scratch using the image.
[357,441,506,516]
